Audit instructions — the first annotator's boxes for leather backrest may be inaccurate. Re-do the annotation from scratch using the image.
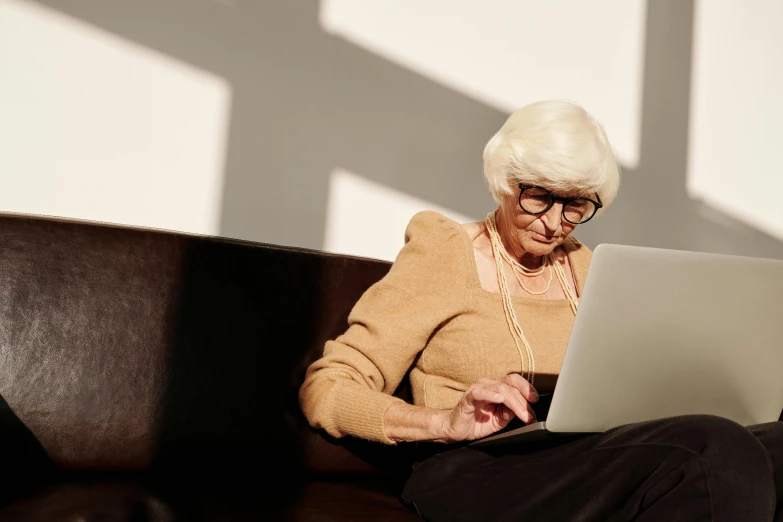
[0,214,409,481]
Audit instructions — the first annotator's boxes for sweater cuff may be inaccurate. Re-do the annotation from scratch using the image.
[327,381,405,445]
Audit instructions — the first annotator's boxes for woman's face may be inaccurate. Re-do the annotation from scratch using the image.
[497,186,587,258]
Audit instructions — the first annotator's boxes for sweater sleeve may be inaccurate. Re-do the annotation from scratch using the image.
[298,211,468,444]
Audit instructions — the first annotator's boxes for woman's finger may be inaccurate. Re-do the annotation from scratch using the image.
[467,386,505,405]
[489,383,532,423]
[524,401,537,425]
[465,380,538,424]
[502,373,539,403]
[496,404,515,425]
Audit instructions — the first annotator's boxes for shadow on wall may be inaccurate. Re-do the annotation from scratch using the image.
[32,0,783,260]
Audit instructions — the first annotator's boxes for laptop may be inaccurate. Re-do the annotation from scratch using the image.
[470,243,783,448]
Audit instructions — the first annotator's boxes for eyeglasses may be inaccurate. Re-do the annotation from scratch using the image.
[517,183,603,225]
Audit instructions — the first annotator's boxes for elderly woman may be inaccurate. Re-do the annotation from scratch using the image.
[300,100,783,521]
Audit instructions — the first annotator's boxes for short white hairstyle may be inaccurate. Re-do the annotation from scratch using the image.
[483,100,621,211]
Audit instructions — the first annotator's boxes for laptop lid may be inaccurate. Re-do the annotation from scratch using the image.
[545,243,783,433]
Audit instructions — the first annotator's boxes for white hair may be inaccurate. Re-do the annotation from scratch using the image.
[483,100,621,211]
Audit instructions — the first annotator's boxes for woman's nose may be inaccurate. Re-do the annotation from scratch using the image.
[540,202,563,230]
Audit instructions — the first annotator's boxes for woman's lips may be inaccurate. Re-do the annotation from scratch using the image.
[532,232,556,242]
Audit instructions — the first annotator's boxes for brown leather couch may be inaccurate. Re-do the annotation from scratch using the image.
[0,213,420,521]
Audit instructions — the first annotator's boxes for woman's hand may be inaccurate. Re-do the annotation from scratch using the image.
[440,374,539,442]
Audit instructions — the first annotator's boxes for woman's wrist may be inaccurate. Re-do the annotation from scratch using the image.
[383,402,453,443]
[434,409,454,443]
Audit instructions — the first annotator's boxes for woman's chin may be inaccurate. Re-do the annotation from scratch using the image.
[522,239,558,258]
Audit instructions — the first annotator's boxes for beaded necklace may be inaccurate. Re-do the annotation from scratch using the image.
[484,211,579,384]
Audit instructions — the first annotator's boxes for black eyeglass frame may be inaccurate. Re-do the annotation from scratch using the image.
[517,183,604,225]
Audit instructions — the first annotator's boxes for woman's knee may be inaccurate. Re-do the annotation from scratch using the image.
[629,416,773,503]
[613,414,768,460]
[647,415,770,466]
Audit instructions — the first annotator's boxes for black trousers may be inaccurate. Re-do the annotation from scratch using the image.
[402,415,783,522]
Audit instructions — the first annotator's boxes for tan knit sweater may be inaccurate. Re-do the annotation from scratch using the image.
[299,210,592,444]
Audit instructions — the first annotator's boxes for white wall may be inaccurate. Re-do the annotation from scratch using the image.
[322,0,783,251]
[321,0,648,169]
[324,168,476,262]
[687,0,783,241]
[3,0,782,254]
[0,0,231,235]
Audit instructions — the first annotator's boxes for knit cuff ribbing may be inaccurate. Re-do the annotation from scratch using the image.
[327,381,405,445]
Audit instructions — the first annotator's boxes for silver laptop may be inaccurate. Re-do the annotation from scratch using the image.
[471,243,783,448]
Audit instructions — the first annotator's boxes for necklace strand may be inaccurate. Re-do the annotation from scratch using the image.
[484,214,553,296]
[513,257,547,276]
[484,211,579,384]
[512,260,553,295]
[488,227,547,277]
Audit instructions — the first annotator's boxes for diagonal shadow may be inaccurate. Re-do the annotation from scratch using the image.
[31,0,501,250]
[31,0,783,260]
[573,0,783,259]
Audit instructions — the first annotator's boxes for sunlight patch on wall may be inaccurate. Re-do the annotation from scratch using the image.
[0,0,232,235]
[687,0,783,241]
[320,0,646,168]
[324,168,477,262]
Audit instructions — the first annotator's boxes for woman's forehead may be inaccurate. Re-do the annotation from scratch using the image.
[533,184,592,198]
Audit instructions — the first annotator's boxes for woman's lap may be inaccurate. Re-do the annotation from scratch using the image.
[402,415,783,522]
